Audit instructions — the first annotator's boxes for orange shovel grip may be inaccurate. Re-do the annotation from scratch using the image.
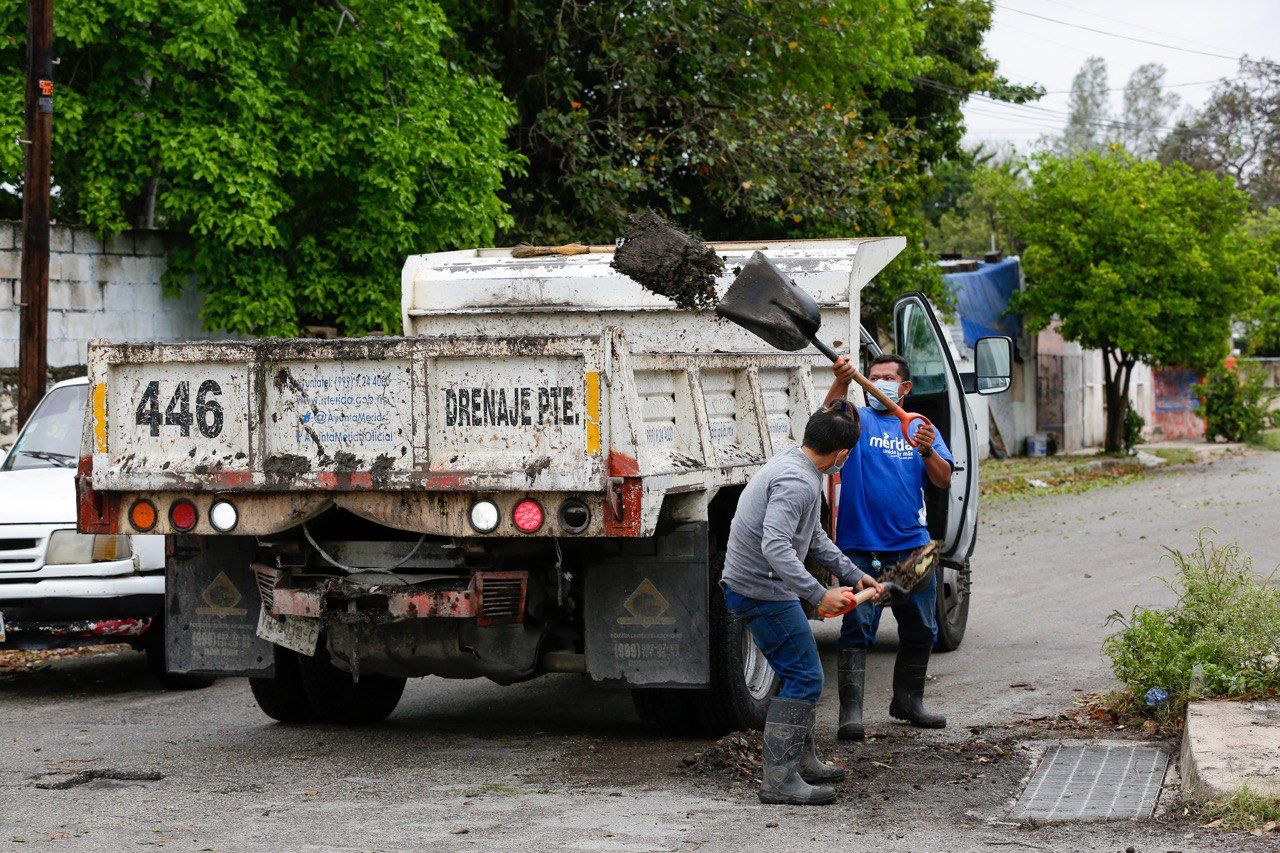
[825,586,881,619]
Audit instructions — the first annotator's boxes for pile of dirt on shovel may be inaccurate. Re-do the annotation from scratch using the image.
[611,211,724,309]
[679,731,762,782]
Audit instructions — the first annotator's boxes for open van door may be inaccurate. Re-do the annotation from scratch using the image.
[892,293,1011,651]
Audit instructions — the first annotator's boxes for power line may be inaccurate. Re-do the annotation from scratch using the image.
[997,4,1278,67]
[1041,78,1227,95]
[1032,0,1242,56]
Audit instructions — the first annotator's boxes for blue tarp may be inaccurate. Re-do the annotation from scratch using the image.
[942,258,1023,350]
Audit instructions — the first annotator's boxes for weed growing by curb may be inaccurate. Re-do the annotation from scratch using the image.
[1196,785,1280,834]
[1101,532,1280,729]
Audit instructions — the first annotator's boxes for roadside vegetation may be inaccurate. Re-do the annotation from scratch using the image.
[1196,786,1280,835]
[1099,533,1280,733]
[980,448,1200,499]
[1249,428,1280,452]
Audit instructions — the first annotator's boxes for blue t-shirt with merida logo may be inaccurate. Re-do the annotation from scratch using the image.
[835,406,953,552]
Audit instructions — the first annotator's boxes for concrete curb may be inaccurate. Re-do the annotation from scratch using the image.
[1181,700,1280,802]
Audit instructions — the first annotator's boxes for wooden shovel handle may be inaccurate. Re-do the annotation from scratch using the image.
[825,586,882,618]
[846,371,931,448]
[810,337,930,448]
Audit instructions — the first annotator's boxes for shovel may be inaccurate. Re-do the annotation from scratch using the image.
[716,251,930,447]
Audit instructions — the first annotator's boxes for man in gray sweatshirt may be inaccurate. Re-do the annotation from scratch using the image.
[721,405,882,806]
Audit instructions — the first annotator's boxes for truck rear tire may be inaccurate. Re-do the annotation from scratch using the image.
[933,561,970,652]
[629,553,777,737]
[689,558,776,734]
[249,646,318,723]
[297,643,406,725]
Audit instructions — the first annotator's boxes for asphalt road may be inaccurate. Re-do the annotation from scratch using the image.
[2,450,1278,851]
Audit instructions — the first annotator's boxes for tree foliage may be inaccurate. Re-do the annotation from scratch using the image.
[0,1,521,336]
[1014,149,1260,451]
[1058,56,1178,159]
[1161,58,1280,212]
[923,152,1027,257]
[441,0,1036,327]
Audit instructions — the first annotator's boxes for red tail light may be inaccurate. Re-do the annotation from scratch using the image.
[512,498,544,533]
[169,500,198,532]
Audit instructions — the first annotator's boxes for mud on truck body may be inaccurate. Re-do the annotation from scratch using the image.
[76,237,1006,732]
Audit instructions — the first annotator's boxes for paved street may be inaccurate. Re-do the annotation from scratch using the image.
[2,451,1279,851]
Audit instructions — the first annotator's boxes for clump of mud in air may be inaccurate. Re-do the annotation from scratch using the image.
[680,731,762,782]
[611,211,724,310]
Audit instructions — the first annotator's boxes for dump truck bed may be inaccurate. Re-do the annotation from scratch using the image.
[80,238,904,539]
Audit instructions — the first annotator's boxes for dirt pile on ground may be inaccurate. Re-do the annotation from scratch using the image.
[611,211,723,309]
[679,731,762,781]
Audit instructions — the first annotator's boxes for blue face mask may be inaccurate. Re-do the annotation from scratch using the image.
[867,379,901,411]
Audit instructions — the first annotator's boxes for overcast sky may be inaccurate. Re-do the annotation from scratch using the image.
[962,0,1280,151]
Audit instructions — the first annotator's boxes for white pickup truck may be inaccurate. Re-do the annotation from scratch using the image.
[0,378,210,687]
[76,238,1011,730]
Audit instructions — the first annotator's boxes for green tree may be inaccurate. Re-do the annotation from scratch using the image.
[1239,207,1280,355]
[1161,58,1280,211]
[923,154,1027,257]
[440,0,1037,329]
[0,1,520,336]
[1014,149,1259,452]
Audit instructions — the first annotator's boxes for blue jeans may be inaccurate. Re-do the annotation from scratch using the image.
[721,586,823,703]
[838,549,938,651]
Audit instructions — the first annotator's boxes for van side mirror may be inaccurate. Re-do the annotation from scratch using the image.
[974,336,1013,395]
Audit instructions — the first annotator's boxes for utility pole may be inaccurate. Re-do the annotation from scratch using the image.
[18,0,52,427]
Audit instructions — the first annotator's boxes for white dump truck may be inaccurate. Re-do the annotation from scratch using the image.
[76,238,1012,731]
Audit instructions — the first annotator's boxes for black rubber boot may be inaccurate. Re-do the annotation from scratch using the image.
[798,728,846,784]
[759,697,838,805]
[889,645,946,729]
[836,648,867,741]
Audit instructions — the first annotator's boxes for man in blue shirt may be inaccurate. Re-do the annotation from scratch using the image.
[824,353,954,739]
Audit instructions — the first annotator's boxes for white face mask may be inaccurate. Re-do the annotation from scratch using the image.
[823,450,849,474]
[868,379,901,411]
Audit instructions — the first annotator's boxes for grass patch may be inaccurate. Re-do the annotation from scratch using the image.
[1150,448,1198,465]
[1247,428,1280,452]
[1099,533,1280,732]
[982,454,1147,499]
[1197,786,1280,834]
[462,781,519,797]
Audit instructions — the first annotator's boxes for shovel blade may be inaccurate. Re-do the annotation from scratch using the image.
[715,251,823,352]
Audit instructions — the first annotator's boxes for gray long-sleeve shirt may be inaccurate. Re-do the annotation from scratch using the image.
[721,446,866,606]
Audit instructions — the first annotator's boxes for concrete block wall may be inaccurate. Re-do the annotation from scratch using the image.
[0,221,210,444]
[0,221,206,370]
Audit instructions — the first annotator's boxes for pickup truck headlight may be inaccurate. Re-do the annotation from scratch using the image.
[45,530,132,565]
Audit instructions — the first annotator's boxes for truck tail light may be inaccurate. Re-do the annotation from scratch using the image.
[209,500,238,532]
[557,498,591,534]
[469,499,500,533]
[129,499,157,532]
[169,499,198,532]
[512,498,544,533]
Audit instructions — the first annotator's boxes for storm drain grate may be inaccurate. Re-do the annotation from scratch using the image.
[1013,744,1169,821]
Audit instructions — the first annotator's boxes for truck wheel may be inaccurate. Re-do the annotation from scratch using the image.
[249,646,318,723]
[933,561,970,652]
[144,615,215,690]
[297,643,406,725]
[689,558,776,735]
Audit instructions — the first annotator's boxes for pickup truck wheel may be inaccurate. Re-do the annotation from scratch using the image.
[297,643,406,725]
[933,562,970,652]
[249,646,318,723]
[144,616,215,690]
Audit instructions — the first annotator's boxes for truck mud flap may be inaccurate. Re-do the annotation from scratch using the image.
[165,536,273,676]
[584,522,709,688]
